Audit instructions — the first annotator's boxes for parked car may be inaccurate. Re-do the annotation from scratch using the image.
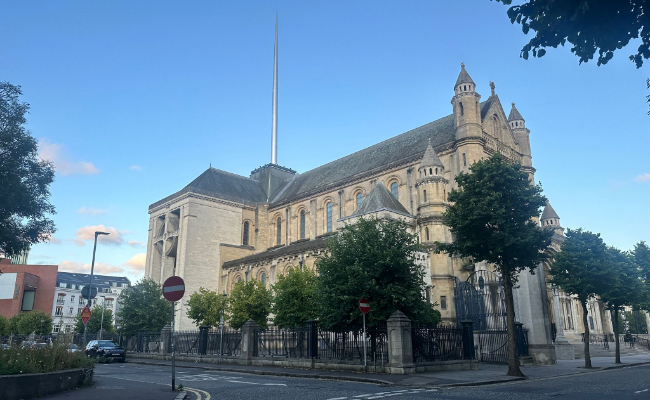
[85,340,126,362]
[1,344,10,350]
[67,344,80,353]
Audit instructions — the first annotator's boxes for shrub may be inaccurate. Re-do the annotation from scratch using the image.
[0,337,94,375]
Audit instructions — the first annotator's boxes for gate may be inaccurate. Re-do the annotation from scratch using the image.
[454,270,507,330]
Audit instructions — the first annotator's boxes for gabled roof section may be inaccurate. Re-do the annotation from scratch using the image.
[508,102,524,122]
[455,63,475,87]
[420,139,444,168]
[350,182,411,218]
[541,201,560,221]
[149,167,267,210]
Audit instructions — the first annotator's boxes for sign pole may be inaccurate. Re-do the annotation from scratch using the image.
[162,275,185,392]
[171,301,175,391]
[363,313,367,373]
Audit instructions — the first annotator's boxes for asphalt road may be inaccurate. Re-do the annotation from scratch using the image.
[93,362,650,400]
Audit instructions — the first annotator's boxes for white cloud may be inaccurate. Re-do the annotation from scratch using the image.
[128,240,145,247]
[38,138,99,176]
[77,206,108,215]
[72,225,129,246]
[634,173,650,183]
[59,260,124,274]
[129,165,143,171]
[124,253,146,273]
[46,236,62,244]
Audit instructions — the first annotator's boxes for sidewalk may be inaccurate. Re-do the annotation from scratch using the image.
[127,353,650,388]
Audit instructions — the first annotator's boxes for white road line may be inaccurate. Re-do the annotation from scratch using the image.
[635,388,649,393]
[326,397,348,400]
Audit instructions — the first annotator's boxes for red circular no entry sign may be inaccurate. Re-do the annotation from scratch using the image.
[163,276,185,302]
[359,298,370,314]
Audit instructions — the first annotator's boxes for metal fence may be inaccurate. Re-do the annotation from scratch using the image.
[257,326,309,358]
[205,328,242,356]
[476,328,529,364]
[412,325,464,362]
[175,330,200,354]
[317,325,388,364]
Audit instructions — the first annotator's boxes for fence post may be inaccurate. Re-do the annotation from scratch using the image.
[160,324,171,355]
[240,319,259,363]
[137,329,145,353]
[198,326,209,355]
[306,320,319,359]
[460,320,475,360]
[386,310,415,374]
[514,322,526,356]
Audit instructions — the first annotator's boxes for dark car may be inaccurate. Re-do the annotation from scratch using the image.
[85,340,126,362]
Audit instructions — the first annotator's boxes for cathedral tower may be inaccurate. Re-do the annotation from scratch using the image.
[541,201,564,236]
[508,102,532,168]
[451,64,483,175]
[416,140,448,244]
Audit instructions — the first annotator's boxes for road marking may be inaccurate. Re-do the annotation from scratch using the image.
[186,388,203,400]
[332,389,433,400]
[635,389,649,393]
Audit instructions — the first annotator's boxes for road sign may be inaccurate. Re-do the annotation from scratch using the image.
[163,276,185,302]
[359,298,370,314]
[81,286,97,300]
[81,305,92,324]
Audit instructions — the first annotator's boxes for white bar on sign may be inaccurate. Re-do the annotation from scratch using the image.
[360,303,369,307]
[164,285,185,292]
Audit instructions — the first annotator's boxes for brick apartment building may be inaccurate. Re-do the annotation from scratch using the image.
[0,258,58,319]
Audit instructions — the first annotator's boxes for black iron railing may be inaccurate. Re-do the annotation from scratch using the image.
[412,325,464,362]
[205,328,241,356]
[257,327,309,358]
[174,330,200,354]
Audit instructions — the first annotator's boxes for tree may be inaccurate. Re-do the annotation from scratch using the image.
[186,287,228,328]
[625,310,648,335]
[228,280,272,329]
[599,247,643,364]
[272,267,318,328]
[117,278,171,336]
[493,0,650,68]
[317,217,440,332]
[13,311,53,334]
[632,241,650,309]
[74,305,114,334]
[435,153,552,377]
[0,315,8,335]
[549,229,613,368]
[0,82,56,259]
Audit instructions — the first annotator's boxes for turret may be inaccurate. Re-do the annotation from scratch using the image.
[451,63,482,140]
[508,102,532,168]
[416,140,448,243]
[541,201,564,236]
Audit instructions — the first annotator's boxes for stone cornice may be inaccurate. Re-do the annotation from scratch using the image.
[149,192,256,215]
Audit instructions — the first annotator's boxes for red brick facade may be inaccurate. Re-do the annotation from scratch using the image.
[0,259,58,319]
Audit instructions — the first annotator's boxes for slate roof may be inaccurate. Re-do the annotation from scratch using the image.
[508,102,524,122]
[350,182,412,218]
[455,63,475,86]
[56,272,131,290]
[541,202,560,221]
[222,235,331,268]
[420,140,444,168]
[149,168,268,209]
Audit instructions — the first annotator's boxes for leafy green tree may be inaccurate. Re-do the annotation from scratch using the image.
[0,315,8,335]
[632,241,650,309]
[549,229,614,368]
[599,247,644,364]
[186,287,228,328]
[228,280,272,329]
[317,218,440,332]
[625,310,648,335]
[436,153,552,377]
[272,267,318,328]
[8,313,23,334]
[117,278,171,336]
[0,82,56,259]
[74,305,114,333]
[14,311,53,334]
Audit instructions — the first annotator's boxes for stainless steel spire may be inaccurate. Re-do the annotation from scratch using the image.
[271,14,278,165]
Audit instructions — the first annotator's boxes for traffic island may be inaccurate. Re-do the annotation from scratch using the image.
[0,368,93,400]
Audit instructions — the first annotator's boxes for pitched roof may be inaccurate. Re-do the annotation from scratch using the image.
[508,102,524,122]
[455,63,475,86]
[149,168,268,209]
[350,182,411,218]
[420,140,444,168]
[222,235,330,268]
[541,202,560,221]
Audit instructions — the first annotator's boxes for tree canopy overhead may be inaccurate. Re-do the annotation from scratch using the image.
[117,278,170,336]
[186,287,227,328]
[494,0,650,67]
[75,304,114,334]
[271,266,318,328]
[228,280,272,329]
[0,82,56,258]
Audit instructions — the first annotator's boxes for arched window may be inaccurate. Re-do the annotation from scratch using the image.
[276,217,282,245]
[390,182,398,199]
[326,202,333,232]
[435,168,438,175]
[261,273,267,286]
[356,192,363,210]
[462,153,467,167]
[423,190,427,202]
[425,227,429,241]
[429,168,432,175]
[237,276,242,283]
[460,102,464,116]
[243,221,250,246]
[300,210,306,240]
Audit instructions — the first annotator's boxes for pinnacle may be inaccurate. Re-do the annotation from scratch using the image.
[508,102,524,122]
[455,63,475,87]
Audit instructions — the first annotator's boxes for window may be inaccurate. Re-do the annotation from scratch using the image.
[423,190,427,202]
[300,210,306,239]
[435,168,438,175]
[356,193,363,210]
[59,283,66,288]
[429,168,432,175]
[243,221,250,246]
[70,295,75,303]
[237,276,242,283]
[589,316,594,330]
[326,202,333,232]
[276,218,282,245]
[53,325,60,333]
[261,273,267,286]
[425,227,429,241]
[56,294,65,305]
[79,297,84,305]
[462,153,467,167]
[105,300,114,308]
[460,102,464,116]
[69,307,73,314]
[55,307,63,316]
[77,308,83,316]
[390,182,398,199]
[440,296,447,310]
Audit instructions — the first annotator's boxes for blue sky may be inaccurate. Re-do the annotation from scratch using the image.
[3,1,648,282]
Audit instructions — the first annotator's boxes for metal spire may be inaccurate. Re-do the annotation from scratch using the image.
[271,13,278,165]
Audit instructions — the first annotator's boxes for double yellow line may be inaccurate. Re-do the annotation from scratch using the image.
[185,387,211,400]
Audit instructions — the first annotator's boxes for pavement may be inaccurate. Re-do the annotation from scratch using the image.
[125,353,650,388]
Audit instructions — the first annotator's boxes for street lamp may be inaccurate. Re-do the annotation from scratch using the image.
[83,231,110,346]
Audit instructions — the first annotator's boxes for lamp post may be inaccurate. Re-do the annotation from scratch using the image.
[83,231,110,346]
[99,297,107,340]
[219,293,227,361]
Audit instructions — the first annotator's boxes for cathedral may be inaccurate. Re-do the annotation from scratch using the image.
[144,60,619,365]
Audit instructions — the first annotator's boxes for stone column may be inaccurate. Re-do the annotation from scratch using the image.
[240,319,259,363]
[160,324,171,355]
[386,311,415,374]
[552,288,575,359]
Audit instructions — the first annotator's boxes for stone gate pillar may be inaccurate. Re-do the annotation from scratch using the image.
[386,311,415,374]
[240,319,259,363]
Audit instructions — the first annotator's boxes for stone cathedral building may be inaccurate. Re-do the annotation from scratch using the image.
[144,64,616,365]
